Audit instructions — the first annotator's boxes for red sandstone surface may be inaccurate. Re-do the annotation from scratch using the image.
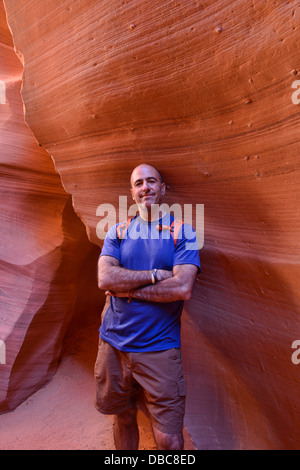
[0,0,101,413]
[1,0,300,450]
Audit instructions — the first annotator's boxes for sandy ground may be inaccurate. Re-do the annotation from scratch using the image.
[0,316,156,450]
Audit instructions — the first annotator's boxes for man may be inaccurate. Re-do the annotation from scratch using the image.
[95,163,200,450]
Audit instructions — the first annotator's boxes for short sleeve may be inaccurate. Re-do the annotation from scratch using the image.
[99,224,121,262]
[173,223,201,273]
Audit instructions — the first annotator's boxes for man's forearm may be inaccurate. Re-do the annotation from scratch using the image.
[132,277,192,303]
[98,266,172,292]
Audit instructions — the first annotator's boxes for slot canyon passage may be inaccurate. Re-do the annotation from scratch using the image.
[1,0,300,450]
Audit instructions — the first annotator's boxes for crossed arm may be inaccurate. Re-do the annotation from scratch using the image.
[97,255,198,303]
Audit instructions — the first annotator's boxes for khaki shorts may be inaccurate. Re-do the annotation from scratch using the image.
[94,339,187,434]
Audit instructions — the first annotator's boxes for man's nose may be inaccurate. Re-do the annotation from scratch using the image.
[142,180,150,191]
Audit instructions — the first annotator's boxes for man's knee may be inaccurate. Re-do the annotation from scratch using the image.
[152,426,184,450]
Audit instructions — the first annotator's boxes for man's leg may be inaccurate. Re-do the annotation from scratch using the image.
[132,348,186,450]
[113,407,139,450]
[152,426,184,450]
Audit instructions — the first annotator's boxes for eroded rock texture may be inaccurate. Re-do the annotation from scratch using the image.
[0,2,99,412]
[3,0,300,449]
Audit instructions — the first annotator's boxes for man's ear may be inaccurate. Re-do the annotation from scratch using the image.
[130,188,135,201]
[161,182,166,196]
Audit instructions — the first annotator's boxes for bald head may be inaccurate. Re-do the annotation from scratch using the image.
[130,164,163,188]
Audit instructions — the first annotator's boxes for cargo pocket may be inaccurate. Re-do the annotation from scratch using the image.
[177,378,187,397]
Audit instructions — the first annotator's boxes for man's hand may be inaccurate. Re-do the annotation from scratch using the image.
[105,290,129,298]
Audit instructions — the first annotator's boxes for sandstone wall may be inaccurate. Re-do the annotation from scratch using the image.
[2,0,300,449]
[0,1,99,412]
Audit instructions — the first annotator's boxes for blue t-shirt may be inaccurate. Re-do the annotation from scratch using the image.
[99,213,201,352]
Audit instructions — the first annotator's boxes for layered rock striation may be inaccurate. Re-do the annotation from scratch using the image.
[0,1,99,413]
[2,0,300,449]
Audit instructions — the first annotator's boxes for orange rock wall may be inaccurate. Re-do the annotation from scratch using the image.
[2,0,300,449]
[0,2,98,412]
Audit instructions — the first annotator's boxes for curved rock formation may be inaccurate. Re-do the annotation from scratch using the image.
[0,2,100,412]
[2,0,300,449]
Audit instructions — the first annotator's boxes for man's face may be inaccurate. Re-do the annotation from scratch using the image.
[130,164,166,210]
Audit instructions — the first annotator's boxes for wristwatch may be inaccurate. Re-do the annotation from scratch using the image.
[152,268,158,284]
